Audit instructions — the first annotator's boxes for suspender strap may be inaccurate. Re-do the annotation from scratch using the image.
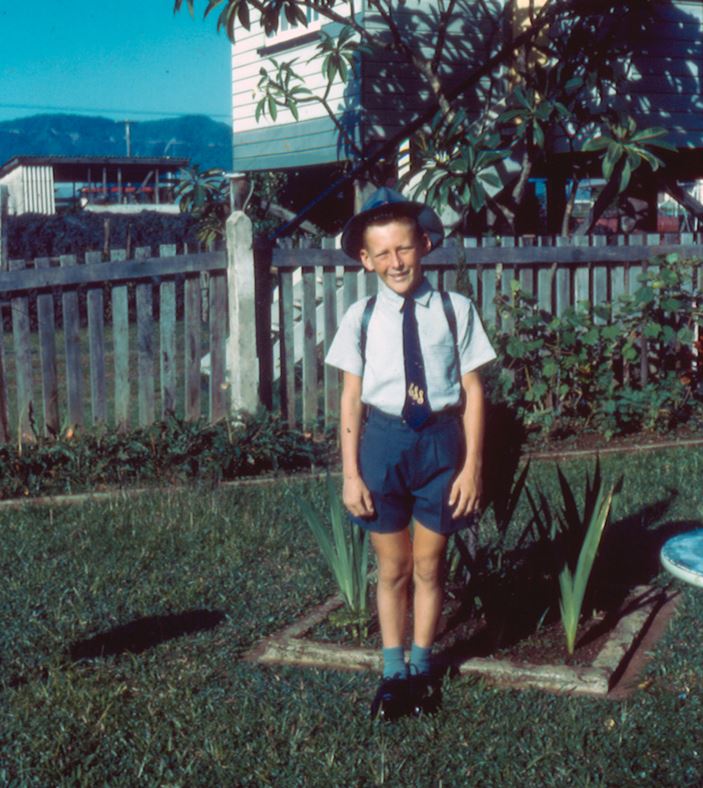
[440,290,461,380]
[360,295,377,369]
[440,291,458,344]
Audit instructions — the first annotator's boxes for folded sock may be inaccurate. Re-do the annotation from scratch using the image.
[409,642,432,676]
[382,646,407,680]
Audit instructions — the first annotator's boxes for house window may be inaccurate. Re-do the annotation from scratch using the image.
[265,6,323,46]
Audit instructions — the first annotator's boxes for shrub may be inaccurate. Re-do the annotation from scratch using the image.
[0,412,333,499]
[489,253,703,439]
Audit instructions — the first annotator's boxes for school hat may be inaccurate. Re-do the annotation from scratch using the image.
[341,187,444,259]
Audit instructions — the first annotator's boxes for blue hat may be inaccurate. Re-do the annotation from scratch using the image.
[341,187,444,259]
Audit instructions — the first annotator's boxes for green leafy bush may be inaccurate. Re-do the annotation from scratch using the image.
[7,211,199,258]
[0,411,332,500]
[489,253,703,438]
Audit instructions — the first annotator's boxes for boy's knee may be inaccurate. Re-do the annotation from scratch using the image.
[413,555,442,586]
[378,556,413,588]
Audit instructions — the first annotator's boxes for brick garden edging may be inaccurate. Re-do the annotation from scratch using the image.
[244,585,672,696]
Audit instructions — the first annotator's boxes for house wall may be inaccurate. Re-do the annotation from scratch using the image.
[231,0,703,173]
[626,0,703,148]
[231,3,356,170]
[0,165,55,215]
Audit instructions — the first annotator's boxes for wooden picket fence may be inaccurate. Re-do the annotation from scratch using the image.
[262,232,703,431]
[0,244,228,442]
[0,217,701,444]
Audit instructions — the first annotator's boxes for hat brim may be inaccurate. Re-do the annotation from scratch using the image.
[341,199,444,259]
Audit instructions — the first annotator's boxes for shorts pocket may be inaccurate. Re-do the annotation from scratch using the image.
[431,420,463,473]
[359,422,391,493]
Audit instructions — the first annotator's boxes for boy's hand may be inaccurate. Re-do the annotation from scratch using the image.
[343,475,375,518]
[448,465,482,519]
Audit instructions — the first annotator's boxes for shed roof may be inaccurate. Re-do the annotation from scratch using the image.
[0,155,190,181]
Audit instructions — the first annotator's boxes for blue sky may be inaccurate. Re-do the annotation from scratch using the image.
[0,1,232,124]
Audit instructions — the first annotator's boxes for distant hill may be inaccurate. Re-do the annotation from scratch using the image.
[0,114,232,171]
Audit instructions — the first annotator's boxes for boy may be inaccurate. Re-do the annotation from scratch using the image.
[325,187,496,720]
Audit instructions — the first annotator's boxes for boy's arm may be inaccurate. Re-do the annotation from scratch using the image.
[448,370,486,518]
[340,371,375,518]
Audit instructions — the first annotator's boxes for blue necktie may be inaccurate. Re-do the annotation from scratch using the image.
[402,297,431,429]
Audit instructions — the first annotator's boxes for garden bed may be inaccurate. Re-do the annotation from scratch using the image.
[245,582,673,696]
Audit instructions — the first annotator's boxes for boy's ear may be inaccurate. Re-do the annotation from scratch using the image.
[359,248,375,272]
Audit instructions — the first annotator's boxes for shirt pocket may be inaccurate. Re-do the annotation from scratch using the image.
[422,341,459,390]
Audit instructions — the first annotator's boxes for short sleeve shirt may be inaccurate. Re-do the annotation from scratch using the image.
[325,277,496,415]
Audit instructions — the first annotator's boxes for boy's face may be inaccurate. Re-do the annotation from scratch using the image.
[359,217,430,297]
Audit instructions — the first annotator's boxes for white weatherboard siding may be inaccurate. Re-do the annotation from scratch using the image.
[625,1,703,147]
[0,165,55,215]
[232,4,354,140]
[231,0,505,170]
[231,0,703,170]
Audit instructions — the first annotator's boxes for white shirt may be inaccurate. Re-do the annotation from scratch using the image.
[325,277,496,415]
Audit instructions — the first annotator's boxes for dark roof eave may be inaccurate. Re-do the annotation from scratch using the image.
[0,155,191,180]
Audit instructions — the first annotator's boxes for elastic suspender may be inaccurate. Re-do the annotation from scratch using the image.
[440,291,458,345]
[440,291,461,378]
[360,295,377,371]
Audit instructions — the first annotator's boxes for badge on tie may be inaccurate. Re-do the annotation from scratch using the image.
[401,297,431,429]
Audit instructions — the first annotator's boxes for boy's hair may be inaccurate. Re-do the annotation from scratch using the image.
[361,208,423,248]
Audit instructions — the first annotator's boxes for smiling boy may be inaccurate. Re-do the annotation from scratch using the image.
[325,188,496,719]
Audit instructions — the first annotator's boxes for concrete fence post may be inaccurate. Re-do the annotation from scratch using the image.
[226,210,259,415]
[0,185,8,271]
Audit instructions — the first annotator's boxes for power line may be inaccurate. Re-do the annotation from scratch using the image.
[0,102,231,121]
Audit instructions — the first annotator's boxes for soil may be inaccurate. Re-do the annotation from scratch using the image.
[312,581,653,669]
[523,423,703,459]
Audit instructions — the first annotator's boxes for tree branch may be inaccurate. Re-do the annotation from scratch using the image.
[268,0,624,238]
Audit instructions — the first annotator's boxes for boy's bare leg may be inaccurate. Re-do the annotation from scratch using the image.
[411,521,448,648]
[370,529,413,647]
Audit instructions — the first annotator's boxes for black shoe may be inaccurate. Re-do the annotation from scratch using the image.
[370,676,410,721]
[408,673,442,717]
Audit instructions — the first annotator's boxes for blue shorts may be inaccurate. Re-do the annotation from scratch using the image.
[353,407,476,536]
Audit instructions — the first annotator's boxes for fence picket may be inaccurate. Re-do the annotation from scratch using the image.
[301,266,317,430]
[323,264,339,427]
[110,249,130,429]
[279,269,295,426]
[159,245,177,418]
[480,238,497,325]
[10,259,33,439]
[35,257,59,435]
[611,237,626,317]
[463,238,478,299]
[343,265,359,312]
[554,236,571,315]
[0,305,10,443]
[85,251,107,423]
[135,247,155,426]
[208,268,227,422]
[425,269,439,289]
[590,236,607,324]
[60,254,83,428]
[184,267,201,421]
[255,244,273,411]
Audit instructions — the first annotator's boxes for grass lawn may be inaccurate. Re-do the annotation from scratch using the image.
[2,447,703,785]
